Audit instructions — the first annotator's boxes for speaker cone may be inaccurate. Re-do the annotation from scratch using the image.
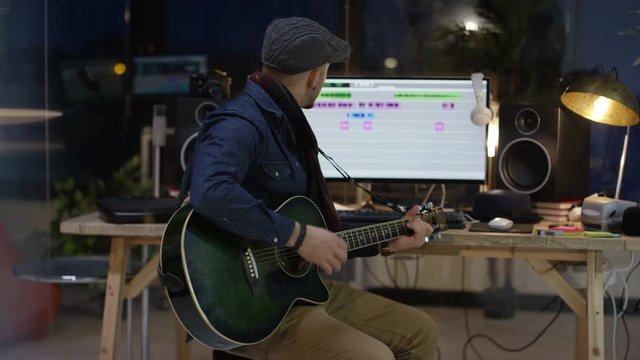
[498,138,551,194]
[194,101,218,126]
[515,108,540,135]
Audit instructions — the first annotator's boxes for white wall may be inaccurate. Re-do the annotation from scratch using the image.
[355,250,640,299]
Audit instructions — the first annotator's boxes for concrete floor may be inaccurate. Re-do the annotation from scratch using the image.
[1,288,639,360]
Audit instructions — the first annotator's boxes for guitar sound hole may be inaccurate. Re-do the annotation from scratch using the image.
[276,249,310,277]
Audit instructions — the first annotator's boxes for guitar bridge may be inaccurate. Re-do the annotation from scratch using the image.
[241,247,260,295]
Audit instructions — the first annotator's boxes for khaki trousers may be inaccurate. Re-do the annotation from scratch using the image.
[226,280,438,360]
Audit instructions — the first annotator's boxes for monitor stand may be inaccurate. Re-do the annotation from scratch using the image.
[356,182,375,209]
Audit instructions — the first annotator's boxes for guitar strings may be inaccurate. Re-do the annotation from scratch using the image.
[250,227,412,268]
[248,216,417,258]
[246,212,442,267]
[248,217,412,259]
[247,212,441,264]
[245,210,440,259]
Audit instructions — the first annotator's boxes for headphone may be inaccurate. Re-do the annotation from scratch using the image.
[470,72,492,126]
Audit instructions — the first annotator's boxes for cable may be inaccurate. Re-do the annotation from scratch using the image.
[413,254,421,289]
[319,148,406,214]
[606,288,619,360]
[400,257,410,286]
[462,300,564,358]
[616,253,640,360]
[384,257,400,289]
[461,258,566,360]
[622,315,631,360]
[421,184,436,206]
[420,183,447,209]
[361,258,388,288]
[602,252,635,360]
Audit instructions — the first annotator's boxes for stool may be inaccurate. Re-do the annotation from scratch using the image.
[14,256,129,283]
[14,256,142,359]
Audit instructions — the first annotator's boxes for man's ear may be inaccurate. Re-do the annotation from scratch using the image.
[306,67,321,90]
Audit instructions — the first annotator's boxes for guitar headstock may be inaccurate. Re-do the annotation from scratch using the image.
[417,202,448,235]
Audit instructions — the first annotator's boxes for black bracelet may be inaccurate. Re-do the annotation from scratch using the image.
[291,223,307,251]
[379,241,395,257]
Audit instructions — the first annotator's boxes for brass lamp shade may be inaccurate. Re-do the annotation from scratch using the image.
[560,74,639,127]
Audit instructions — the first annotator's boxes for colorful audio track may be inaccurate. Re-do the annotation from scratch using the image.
[394,91,460,100]
[314,101,400,109]
[314,98,458,132]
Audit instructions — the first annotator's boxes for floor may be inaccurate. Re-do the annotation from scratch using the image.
[1,287,639,360]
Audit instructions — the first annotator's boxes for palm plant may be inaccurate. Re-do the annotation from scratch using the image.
[434,0,567,104]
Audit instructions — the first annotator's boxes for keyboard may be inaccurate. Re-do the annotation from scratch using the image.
[337,209,403,224]
[338,209,466,230]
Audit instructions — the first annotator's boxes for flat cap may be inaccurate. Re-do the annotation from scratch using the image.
[261,17,351,75]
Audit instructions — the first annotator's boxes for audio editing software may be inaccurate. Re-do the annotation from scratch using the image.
[302,77,489,183]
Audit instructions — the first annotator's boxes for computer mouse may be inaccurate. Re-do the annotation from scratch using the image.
[488,217,514,230]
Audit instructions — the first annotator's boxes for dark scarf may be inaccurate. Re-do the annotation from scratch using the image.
[249,70,340,232]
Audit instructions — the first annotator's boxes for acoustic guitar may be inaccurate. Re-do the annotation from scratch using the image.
[159,195,446,350]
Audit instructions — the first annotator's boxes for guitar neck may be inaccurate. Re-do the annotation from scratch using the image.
[337,217,415,251]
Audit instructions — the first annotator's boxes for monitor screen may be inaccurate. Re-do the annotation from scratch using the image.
[132,55,208,95]
[302,76,489,183]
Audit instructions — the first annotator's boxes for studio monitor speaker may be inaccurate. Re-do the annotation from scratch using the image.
[496,104,590,202]
[162,97,219,187]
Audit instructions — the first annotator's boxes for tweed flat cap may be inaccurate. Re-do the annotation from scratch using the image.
[261,17,351,75]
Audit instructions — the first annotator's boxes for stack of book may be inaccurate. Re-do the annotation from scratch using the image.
[532,199,581,222]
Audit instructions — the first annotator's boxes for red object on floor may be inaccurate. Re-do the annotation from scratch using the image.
[0,223,60,343]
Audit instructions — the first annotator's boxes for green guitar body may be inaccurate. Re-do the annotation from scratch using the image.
[159,196,329,350]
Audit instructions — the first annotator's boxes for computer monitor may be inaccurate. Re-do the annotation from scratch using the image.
[132,55,208,95]
[302,76,489,183]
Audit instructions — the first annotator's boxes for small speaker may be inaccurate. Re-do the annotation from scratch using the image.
[496,104,591,202]
[162,97,219,187]
[622,206,640,236]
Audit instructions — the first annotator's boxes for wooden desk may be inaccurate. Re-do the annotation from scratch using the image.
[414,223,640,360]
[60,212,189,360]
[62,212,638,360]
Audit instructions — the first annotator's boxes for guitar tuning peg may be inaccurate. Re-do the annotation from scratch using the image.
[420,202,434,212]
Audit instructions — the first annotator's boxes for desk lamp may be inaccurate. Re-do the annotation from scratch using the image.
[560,70,640,199]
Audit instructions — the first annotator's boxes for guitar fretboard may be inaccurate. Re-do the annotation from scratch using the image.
[337,217,415,251]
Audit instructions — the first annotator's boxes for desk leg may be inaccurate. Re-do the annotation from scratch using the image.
[576,316,587,360]
[100,237,128,360]
[586,250,604,360]
[526,258,588,360]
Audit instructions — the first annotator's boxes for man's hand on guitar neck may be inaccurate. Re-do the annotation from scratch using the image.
[387,205,434,253]
[286,222,347,275]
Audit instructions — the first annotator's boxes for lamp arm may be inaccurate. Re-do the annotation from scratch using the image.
[615,125,630,199]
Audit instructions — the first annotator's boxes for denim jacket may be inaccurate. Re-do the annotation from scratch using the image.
[189,80,307,247]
